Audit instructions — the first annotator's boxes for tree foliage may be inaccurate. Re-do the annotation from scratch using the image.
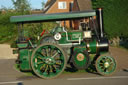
[23,22,58,41]
[42,0,46,10]
[0,11,19,43]
[11,0,31,14]
[92,0,128,38]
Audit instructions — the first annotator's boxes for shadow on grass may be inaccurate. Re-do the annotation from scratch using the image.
[64,64,98,75]
[64,63,79,73]
[85,55,99,75]
[86,62,97,75]
[15,62,98,77]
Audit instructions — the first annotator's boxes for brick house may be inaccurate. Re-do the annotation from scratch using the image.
[44,0,74,28]
[72,0,92,29]
[44,0,92,29]
[44,0,74,13]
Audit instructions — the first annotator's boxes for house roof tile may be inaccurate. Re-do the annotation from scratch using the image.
[43,0,56,13]
[77,0,92,11]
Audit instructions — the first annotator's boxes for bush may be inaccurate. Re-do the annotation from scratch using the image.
[0,10,31,43]
[0,11,17,43]
[23,22,58,42]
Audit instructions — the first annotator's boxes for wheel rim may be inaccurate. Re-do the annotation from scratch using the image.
[96,56,116,75]
[31,44,66,79]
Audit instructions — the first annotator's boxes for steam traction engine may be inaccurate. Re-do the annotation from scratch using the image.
[10,9,117,79]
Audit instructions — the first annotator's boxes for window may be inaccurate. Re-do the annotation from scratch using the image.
[70,1,74,11]
[58,2,67,9]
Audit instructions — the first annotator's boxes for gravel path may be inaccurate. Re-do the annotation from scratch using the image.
[110,47,128,70]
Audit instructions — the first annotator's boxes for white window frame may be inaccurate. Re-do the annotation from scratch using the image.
[58,2,67,9]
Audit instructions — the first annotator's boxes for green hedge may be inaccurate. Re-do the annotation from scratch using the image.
[92,0,128,38]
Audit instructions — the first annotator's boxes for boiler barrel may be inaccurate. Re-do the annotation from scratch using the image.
[87,39,109,54]
[97,38,109,52]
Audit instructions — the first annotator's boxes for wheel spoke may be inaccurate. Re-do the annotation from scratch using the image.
[40,64,46,71]
[55,57,60,60]
[101,66,105,70]
[106,58,110,62]
[101,59,105,63]
[45,65,48,73]
[107,66,112,72]
[50,48,55,56]
[52,52,59,58]
[37,62,44,65]
[50,48,53,57]
[41,49,47,56]
[56,62,61,65]
[110,62,114,65]
[46,48,49,57]
[99,63,103,65]
[36,52,45,58]
[49,65,53,73]
[37,56,44,60]
[52,65,57,71]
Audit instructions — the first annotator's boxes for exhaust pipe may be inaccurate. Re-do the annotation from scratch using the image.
[97,8,104,38]
[97,8,109,52]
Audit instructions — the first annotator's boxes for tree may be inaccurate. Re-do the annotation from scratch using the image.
[42,0,46,10]
[12,0,31,14]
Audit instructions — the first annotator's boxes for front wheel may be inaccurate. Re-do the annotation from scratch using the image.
[31,43,67,79]
[95,55,117,76]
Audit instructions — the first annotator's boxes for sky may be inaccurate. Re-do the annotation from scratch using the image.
[0,0,47,9]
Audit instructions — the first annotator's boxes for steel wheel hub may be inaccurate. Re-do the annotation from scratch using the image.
[45,57,55,65]
[104,62,109,68]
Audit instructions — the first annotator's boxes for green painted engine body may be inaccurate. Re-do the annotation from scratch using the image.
[59,31,83,44]
[16,32,97,71]
[16,42,32,71]
[38,27,83,45]
[19,49,32,71]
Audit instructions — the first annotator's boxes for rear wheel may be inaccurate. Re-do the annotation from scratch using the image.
[31,43,67,79]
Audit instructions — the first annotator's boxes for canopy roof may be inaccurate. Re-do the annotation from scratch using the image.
[10,10,96,23]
